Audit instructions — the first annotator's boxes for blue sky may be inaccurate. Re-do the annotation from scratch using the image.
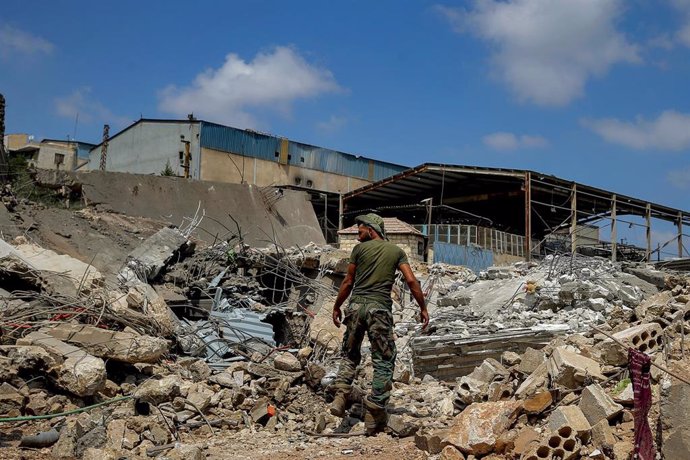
[2,0,690,254]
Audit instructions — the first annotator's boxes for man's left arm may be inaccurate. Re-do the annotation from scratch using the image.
[399,263,428,329]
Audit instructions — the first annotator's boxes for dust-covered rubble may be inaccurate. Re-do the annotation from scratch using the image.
[1,204,690,459]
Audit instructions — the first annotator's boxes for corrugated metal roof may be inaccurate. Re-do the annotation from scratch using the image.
[209,309,275,346]
[201,122,280,162]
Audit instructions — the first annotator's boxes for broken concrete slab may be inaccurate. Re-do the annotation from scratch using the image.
[518,347,545,375]
[415,429,449,454]
[515,362,549,399]
[444,400,522,456]
[579,384,623,426]
[125,281,180,337]
[308,294,343,351]
[41,323,168,363]
[547,347,605,389]
[120,226,193,282]
[387,413,420,437]
[590,419,616,449]
[17,331,105,397]
[660,373,690,460]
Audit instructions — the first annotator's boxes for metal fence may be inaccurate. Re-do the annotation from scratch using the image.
[414,224,525,257]
[432,242,494,272]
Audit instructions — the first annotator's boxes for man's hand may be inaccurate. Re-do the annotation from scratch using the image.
[333,305,342,328]
[420,308,429,330]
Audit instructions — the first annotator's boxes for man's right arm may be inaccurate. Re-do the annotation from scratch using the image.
[332,262,357,328]
[399,263,429,329]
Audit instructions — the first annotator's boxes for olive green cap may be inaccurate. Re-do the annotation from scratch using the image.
[355,213,387,240]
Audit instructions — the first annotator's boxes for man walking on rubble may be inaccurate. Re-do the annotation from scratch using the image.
[330,213,428,435]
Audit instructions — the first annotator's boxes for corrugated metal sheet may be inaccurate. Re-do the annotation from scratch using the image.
[288,141,370,179]
[201,121,406,181]
[200,122,280,161]
[433,242,494,273]
[209,309,275,345]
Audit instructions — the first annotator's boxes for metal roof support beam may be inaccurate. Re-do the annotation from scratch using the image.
[524,172,532,261]
[611,194,617,262]
[570,184,578,256]
[646,203,652,261]
[678,212,684,258]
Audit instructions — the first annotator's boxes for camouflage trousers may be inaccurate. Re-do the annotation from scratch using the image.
[334,298,397,407]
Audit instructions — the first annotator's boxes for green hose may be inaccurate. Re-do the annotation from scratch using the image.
[0,395,133,423]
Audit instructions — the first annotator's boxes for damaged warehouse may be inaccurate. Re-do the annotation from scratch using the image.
[0,168,688,459]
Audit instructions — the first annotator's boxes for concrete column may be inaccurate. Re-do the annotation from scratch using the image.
[524,172,532,261]
[611,195,617,262]
[645,203,652,261]
[570,183,577,255]
[678,212,683,258]
[338,194,344,230]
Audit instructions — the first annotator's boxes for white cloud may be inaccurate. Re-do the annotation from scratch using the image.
[437,0,640,106]
[670,0,690,47]
[158,46,341,128]
[483,132,549,151]
[316,115,348,133]
[55,87,131,128]
[0,24,54,59]
[668,166,690,189]
[582,111,690,151]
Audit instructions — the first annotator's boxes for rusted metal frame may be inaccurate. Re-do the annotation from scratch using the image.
[524,172,532,261]
[611,195,617,262]
[646,203,652,261]
[678,212,684,258]
[570,183,577,255]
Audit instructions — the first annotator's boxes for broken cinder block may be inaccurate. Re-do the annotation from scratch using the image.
[579,384,623,426]
[547,405,591,443]
[548,347,605,389]
[597,323,664,366]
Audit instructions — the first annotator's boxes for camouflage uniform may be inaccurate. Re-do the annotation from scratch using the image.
[334,297,396,407]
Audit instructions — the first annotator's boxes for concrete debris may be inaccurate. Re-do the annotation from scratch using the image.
[444,400,522,455]
[547,346,605,389]
[41,323,169,363]
[579,383,623,426]
[2,182,690,459]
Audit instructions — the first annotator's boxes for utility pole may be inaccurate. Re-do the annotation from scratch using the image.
[0,93,8,181]
[99,124,109,171]
[181,136,191,178]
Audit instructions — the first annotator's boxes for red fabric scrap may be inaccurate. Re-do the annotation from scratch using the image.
[628,347,656,460]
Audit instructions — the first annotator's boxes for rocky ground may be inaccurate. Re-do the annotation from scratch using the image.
[0,176,689,459]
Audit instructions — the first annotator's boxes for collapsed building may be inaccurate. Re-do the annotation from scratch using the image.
[0,169,688,459]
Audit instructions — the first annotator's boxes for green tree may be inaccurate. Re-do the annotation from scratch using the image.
[160,160,175,176]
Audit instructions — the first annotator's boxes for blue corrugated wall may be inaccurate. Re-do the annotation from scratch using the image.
[433,242,494,273]
[200,122,405,181]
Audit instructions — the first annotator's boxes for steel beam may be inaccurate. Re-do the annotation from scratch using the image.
[571,183,577,255]
[611,194,617,262]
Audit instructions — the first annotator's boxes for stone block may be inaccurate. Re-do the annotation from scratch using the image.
[273,352,301,372]
[512,427,540,456]
[524,391,553,415]
[579,384,623,426]
[547,405,591,443]
[515,362,548,399]
[501,351,521,366]
[598,323,664,366]
[415,429,449,454]
[518,347,545,375]
[590,419,615,449]
[387,414,419,437]
[440,445,465,460]
[548,347,605,389]
[444,400,522,456]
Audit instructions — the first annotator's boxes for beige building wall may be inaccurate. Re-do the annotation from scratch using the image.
[339,234,424,263]
[31,143,77,170]
[4,134,30,150]
[200,148,371,193]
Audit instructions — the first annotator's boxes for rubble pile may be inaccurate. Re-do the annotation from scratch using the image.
[1,195,690,458]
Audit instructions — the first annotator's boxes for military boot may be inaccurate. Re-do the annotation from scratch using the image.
[363,396,387,436]
[329,384,351,417]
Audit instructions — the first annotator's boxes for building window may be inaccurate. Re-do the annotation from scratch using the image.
[417,241,424,255]
[54,153,65,166]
